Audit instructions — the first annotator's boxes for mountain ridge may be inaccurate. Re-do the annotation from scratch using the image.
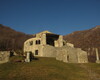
[0,24,33,52]
[64,25,100,62]
[64,25,100,49]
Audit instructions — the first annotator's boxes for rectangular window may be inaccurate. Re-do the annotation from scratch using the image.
[35,50,38,55]
[36,40,40,44]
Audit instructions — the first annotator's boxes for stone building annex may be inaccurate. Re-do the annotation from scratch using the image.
[24,31,88,63]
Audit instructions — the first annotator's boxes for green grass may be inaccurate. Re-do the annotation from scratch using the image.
[0,57,100,80]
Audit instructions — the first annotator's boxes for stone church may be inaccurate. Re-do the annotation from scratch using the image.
[24,31,88,63]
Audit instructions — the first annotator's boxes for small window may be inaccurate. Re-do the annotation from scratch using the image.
[35,50,38,55]
[30,41,33,45]
[67,55,69,61]
[36,40,40,44]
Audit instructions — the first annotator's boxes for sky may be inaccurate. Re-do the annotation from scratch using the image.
[0,0,100,35]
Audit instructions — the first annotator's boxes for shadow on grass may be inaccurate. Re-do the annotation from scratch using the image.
[33,57,39,60]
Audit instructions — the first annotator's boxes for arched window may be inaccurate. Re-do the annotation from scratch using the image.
[29,41,33,45]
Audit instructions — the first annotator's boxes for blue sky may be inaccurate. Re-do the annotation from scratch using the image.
[0,0,100,35]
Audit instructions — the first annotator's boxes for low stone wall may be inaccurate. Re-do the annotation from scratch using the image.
[56,46,88,63]
[56,46,77,63]
[0,51,10,64]
[24,44,88,63]
[43,45,57,57]
[42,45,88,63]
[76,48,88,63]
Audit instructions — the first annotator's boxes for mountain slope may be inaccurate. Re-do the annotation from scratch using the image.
[64,25,100,62]
[0,24,33,52]
[64,25,100,49]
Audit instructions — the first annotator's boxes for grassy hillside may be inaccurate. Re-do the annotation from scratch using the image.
[0,57,100,80]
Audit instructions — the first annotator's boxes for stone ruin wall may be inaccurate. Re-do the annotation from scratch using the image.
[24,31,88,63]
[56,46,88,63]
[24,31,64,57]
[0,51,10,64]
[42,45,88,63]
[42,45,57,57]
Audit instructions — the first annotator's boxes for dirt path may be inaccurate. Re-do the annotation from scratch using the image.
[80,64,100,80]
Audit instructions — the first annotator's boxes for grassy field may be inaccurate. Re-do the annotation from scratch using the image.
[0,57,100,80]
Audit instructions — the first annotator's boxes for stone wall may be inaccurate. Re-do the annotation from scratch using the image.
[66,43,74,48]
[0,51,10,64]
[56,46,78,63]
[24,31,88,63]
[77,48,88,63]
[56,46,88,63]
[24,31,64,57]
[43,45,57,57]
[42,45,88,63]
